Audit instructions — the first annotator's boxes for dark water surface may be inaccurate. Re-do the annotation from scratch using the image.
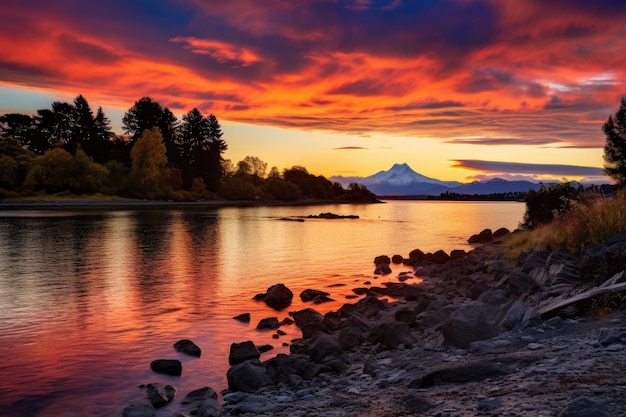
[0,201,524,416]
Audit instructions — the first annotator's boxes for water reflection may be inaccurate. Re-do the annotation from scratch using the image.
[0,201,525,416]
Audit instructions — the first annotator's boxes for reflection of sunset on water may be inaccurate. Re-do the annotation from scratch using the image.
[0,202,524,415]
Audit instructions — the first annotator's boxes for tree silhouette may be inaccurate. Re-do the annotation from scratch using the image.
[603,96,626,187]
[198,114,227,192]
[122,97,179,165]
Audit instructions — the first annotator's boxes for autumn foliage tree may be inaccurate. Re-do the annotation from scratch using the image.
[127,128,171,199]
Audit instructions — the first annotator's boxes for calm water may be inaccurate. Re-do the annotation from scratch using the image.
[0,201,524,416]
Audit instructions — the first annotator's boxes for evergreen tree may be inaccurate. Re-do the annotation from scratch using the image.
[122,97,179,166]
[603,96,626,187]
[179,108,210,188]
[71,95,96,146]
[205,114,227,191]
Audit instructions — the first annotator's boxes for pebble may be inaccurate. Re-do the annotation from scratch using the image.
[527,342,542,350]
[606,343,624,351]
[477,399,502,411]
[521,335,536,342]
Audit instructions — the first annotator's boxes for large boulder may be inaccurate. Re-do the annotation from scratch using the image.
[424,250,450,265]
[146,383,176,408]
[227,361,272,393]
[442,302,501,348]
[229,341,261,365]
[174,339,201,357]
[262,283,293,310]
[150,359,182,376]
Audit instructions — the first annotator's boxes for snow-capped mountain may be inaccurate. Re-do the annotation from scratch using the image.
[329,163,542,196]
[330,163,461,195]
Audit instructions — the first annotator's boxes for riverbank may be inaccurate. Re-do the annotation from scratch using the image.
[0,196,383,211]
[134,229,626,417]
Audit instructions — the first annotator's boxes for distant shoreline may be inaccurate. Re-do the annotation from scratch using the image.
[0,198,384,211]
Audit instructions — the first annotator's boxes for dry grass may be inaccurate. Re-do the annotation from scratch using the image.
[502,191,626,260]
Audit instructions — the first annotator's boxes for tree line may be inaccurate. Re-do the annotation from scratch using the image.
[0,95,377,202]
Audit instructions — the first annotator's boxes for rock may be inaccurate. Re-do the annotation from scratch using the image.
[501,270,540,296]
[265,353,312,384]
[174,339,201,357]
[598,328,624,346]
[374,255,391,265]
[478,399,502,411]
[146,383,176,408]
[469,228,493,244]
[502,300,526,329]
[408,248,425,264]
[580,244,608,280]
[394,307,417,325]
[492,228,510,240]
[257,317,280,330]
[307,332,343,362]
[391,254,404,264]
[558,398,614,417]
[197,397,220,417]
[442,302,501,348]
[300,289,331,302]
[262,283,294,310]
[227,361,272,393]
[290,308,325,328]
[257,344,274,353]
[521,307,543,328]
[122,404,156,417]
[233,313,251,322]
[150,359,182,376]
[450,249,467,260]
[229,341,261,365]
[425,250,450,264]
[181,387,218,405]
[374,262,392,275]
[338,326,364,350]
[368,321,417,349]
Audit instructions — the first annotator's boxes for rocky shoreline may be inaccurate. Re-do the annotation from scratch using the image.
[124,228,626,417]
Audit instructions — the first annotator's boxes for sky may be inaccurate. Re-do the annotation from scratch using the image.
[1,0,625,183]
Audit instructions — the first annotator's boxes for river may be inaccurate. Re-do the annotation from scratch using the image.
[0,200,524,416]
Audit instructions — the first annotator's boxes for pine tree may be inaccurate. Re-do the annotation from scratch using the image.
[603,97,626,187]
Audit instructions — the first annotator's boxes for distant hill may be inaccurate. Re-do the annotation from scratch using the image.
[330,163,544,196]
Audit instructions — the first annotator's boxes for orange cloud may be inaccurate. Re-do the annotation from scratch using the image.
[1,0,625,154]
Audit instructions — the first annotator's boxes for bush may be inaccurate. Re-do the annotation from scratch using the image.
[521,182,581,229]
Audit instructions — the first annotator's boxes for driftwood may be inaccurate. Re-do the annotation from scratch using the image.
[537,271,625,318]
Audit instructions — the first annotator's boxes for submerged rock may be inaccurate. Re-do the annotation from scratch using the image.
[174,339,201,357]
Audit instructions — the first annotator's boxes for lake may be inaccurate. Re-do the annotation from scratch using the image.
[0,200,524,416]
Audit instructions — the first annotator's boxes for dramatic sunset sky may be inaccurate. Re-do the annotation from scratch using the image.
[1,0,625,183]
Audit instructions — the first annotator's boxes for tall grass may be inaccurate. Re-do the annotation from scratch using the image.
[560,190,626,252]
[502,190,626,259]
